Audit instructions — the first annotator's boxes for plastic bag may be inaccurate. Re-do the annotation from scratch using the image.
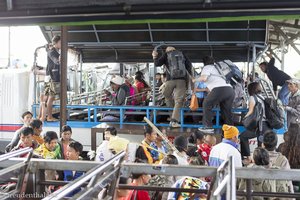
[189,93,199,111]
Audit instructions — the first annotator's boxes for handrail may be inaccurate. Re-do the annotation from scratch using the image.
[259,78,276,99]
[124,90,149,105]
[0,147,32,162]
[42,151,125,200]
[32,104,251,129]
[212,156,236,200]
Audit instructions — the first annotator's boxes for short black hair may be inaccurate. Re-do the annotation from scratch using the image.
[30,119,43,129]
[189,155,206,166]
[44,131,58,144]
[162,154,178,165]
[259,61,268,66]
[253,147,269,166]
[263,131,278,151]
[188,130,204,144]
[174,135,187,152]
[144,125,153,137]
[104,126,117,136]
[62,125,72,133]
[20,127,34,137]
[247,82,262,96]
[52,35,61,44]
[68,141,83,154]
[156,73,161,75]
[131,173,144,179]
[202,56,215,66]
[22,111,33,119]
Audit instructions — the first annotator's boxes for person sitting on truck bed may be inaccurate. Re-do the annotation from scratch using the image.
[104,75,130,106]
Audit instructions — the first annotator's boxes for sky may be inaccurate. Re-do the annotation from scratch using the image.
[0,26,299,77]
[0,26,47,68]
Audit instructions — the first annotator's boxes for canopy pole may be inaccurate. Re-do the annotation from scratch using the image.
[60,26,68,131]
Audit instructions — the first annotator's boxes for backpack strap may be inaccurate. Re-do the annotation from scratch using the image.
[254,95,264,133]
[213,63,228,83]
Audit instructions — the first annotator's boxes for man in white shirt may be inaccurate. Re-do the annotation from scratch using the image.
[209,124,242,168]
[194,56,235,129]
[95,126,129,162]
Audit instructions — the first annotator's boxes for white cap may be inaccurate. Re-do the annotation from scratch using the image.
[110,76,124,85]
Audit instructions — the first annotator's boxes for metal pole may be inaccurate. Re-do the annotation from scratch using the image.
[280,41,285,71]
[7,26,10,68]
[60,26,68,131]
[227,156,236,200]
[0,147,32,162]
[252,44,256,81]
[246,179,252,200]
[79,53,83,94]
[152,63,156,106]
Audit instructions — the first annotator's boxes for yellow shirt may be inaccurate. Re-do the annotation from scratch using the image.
[108,136,129,153]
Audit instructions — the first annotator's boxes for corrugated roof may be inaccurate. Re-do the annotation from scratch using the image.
[41,20,267,62]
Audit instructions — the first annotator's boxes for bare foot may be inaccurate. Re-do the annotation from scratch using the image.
[47,117,58,122]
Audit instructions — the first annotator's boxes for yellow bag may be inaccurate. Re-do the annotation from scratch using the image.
[189,93,199,111]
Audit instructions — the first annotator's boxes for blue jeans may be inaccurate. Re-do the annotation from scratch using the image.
[278,82,289,106]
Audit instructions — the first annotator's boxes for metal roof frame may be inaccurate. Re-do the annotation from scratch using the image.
[40,20,267,62]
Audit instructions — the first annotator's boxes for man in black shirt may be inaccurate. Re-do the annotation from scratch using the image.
[259,53,291,105]
[40,35,61,122]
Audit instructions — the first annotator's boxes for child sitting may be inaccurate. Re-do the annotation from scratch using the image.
[197,134,216,163]
[11,127,38,157]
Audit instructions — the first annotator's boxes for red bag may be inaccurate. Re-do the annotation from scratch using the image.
[189,94,199,111]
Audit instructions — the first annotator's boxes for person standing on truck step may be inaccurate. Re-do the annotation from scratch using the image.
[152,46,192,128]
[41,35,61,122]
[193,56,235,132]
[259,52,291,106]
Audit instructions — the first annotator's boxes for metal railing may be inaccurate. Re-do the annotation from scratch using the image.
[119,162,300,200]
[43,151,125,200]
[1,156,300,199]
[211,156,236,200]
[69,90,106,105]
[32,104,251,130]
[259,78,276,99]
[0,148,33,200]
[124,91,150,105]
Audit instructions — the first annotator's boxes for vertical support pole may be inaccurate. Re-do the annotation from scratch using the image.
[227,156,236,200]
[246,179,252,200]
[7,26,11,67]
[252,44,256,81]
[79,53,83,94]
[74,54,79,95]
[152,63,157,106]
[280,41,285,71]
[60,26,68,131]
[120,63,124,76]
[247,45,250,78]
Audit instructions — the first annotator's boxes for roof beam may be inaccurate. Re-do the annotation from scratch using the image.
[92,25,101,43]
[273,24,300,55]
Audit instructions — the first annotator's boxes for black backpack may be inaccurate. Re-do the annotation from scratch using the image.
[214,60,243,86]
[166,50,186,79]
[257,96,285,129]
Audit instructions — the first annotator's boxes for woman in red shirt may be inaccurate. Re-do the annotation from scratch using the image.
[134,71,150,104]
[125,173,151,200]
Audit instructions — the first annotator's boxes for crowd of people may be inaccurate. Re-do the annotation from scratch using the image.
[4,40,300,199]
[3,108,300,199]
